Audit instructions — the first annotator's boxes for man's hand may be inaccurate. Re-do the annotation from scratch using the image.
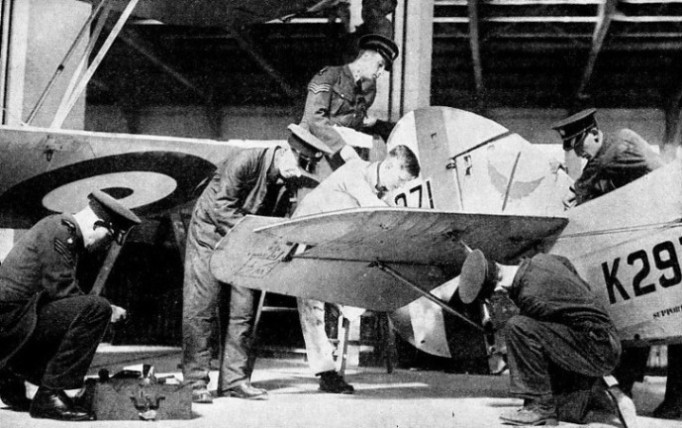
[339,145,361,162]
[110,305,128,323]
[562,193,576,210]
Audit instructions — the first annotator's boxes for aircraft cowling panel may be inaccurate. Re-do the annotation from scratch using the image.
[550,158,682,345]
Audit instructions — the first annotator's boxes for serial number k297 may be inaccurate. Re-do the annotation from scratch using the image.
[601,238,682,304]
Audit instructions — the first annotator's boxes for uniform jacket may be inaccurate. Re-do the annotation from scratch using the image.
[190,146,289,248]
[509,254,615,333]
[574,129,663,205]
[0,214,85,368]
[293,159,386,217]
[300,65,377,155]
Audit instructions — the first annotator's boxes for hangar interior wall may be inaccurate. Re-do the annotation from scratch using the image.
[87,104,666,148]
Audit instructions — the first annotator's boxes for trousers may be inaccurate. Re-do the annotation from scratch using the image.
[8,295,111,390]
[505,315,621,420]
[182,221,258,392]
[297,299,336,374]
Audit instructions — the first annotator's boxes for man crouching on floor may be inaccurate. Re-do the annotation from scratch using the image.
[457,250,622,426]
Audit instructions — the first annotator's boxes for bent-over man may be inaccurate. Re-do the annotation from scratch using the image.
[290,33,399,190]
[552,108,674,418]
[458,250,621,425]
[294,145,420,393]
[182,144,303,403]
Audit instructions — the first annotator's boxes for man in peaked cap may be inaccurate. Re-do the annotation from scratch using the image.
[552,109,675,417]
[182,144,306,404]
[458,250,622,426]
[0,190,140,421]
[551,108,662,207]
[289,33,399,201]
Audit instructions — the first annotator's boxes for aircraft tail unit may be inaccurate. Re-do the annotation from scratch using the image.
[384,107,574,359]
[386,107,682,357]
[0,125,282,228]
[384,107,572,217]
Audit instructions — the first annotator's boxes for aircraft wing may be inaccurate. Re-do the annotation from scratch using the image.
[210,208,568,311]
[0,125,284,228]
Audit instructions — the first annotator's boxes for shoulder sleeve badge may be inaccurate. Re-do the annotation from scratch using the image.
[308,82,331,94]
[54,238,75,265]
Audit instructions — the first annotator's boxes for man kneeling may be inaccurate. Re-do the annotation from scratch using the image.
[0,190,140,421]
[458,250,621,425]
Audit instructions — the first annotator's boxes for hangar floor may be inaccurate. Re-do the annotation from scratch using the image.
[1,345,681,428]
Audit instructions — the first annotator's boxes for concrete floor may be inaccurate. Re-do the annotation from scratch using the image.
[1,345,681,428]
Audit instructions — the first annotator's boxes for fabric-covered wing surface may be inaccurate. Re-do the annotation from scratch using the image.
[210,208,567,311]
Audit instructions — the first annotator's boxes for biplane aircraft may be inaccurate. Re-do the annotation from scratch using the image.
[206,106,682,368]
[1,1,679,409]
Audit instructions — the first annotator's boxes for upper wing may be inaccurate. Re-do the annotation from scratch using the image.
[0,125,278,228]
[210,207,567,311]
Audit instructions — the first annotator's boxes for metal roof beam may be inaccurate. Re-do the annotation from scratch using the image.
[467,0,485,101]
[577,0,618,98]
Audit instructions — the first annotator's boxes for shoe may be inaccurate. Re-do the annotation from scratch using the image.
[652,399,681,419]
[318,371,354,394]
[191,387,213,404]
[223,382,268,400]
[29,387,93,421]
[499,400,558,426]
[0,370,30,411]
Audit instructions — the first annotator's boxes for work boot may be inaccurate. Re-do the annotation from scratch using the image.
[222,382,268,400]
[318,371,354,394]
[29,387,93,421]
[0,370,30,411]
[652,399,681,419]
[499,399,558,426]
[191,386,213,404]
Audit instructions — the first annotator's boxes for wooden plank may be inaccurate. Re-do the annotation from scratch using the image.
[576,0,618,97]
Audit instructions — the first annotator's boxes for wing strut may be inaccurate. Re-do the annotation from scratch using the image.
[369,260,484,332]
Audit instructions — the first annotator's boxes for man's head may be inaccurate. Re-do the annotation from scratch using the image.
[353,34,399,81]
[551,108,603,159]
[272,144,320,188]
[273,144,301,180]
[457,249,500,304]
[84,190,141,248]
[379,145,420,192]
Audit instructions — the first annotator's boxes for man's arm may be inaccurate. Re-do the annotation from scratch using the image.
[39,223,83,299]
[212,151,258,236]
[302,69,350,154]
[603,129,663,176]
[338,160,388,207]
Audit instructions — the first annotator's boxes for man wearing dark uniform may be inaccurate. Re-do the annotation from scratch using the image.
[552,108,662,207]
[182,145,305,403]
[290,33,399,188]
[0,190,140,421]
[458,250,622,425]
[552,109,679,419]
